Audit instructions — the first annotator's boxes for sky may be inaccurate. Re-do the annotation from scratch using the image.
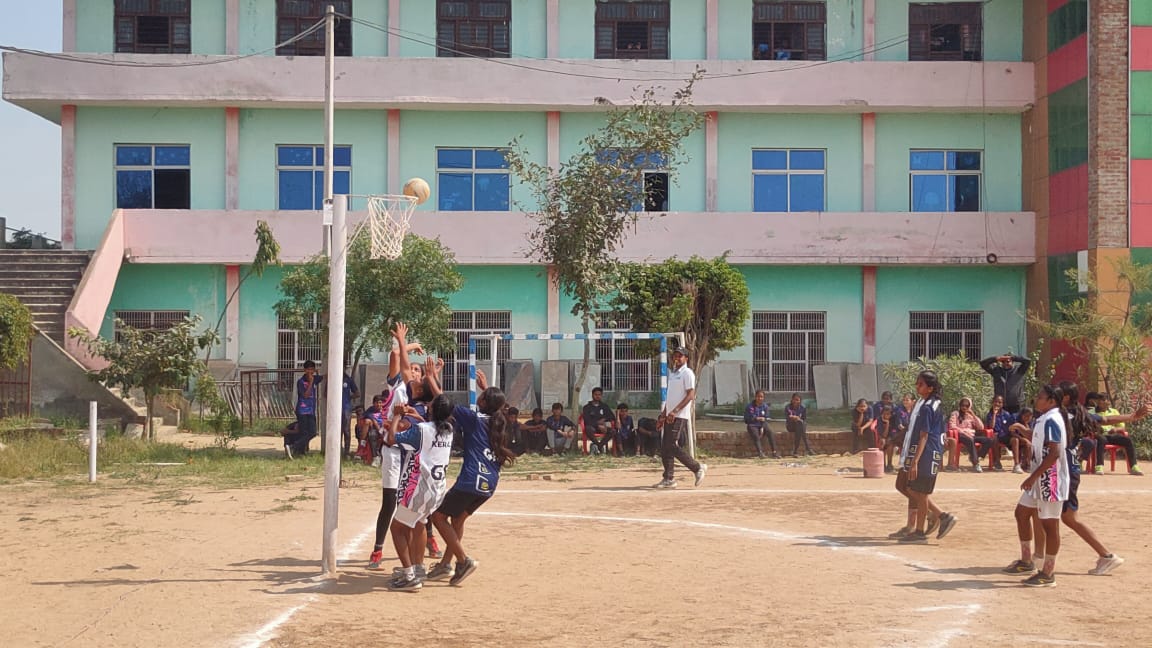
[0,1,62,240]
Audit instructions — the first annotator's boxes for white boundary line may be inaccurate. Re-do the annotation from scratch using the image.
[496,487,1152,496]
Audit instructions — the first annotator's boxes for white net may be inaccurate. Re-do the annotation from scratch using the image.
[364,194,417,260]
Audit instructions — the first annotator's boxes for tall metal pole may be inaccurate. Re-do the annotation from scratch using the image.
[322,4,335,256]
[321,194,347,577]
[320,4,341,578]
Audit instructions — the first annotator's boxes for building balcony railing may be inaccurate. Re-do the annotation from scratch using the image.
[114,209,1035,266]
[3,53,1034,120]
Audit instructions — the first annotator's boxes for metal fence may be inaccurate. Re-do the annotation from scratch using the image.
[0,340,32,419]
[238,369,313,426]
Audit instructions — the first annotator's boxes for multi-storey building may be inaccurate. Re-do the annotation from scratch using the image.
[2,0,1080,400]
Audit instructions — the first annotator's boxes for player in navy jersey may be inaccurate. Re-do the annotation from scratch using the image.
[426,369,516,586]
[891,371,958,544]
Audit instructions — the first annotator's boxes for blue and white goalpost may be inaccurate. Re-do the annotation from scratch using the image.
[465,332,694,457]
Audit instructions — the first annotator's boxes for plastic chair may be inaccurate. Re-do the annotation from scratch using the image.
[1103,430,1129,472]
[947,430,996,469]
[579,415,619,456]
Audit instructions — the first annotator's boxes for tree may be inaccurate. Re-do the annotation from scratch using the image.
[275,234,463,373]
[503,71,705,404]
[610,255,751,381]
[6,228,61,250]
[1029,258,1152,413]
[204,220,281,362]
[70,316,218,441]
[0,293,34,370]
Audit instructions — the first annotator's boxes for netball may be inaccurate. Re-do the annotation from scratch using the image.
[402,177,431,205]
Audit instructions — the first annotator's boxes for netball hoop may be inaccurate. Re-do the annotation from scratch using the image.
[362,194,417,260]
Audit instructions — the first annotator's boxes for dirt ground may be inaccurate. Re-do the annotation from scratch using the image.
[2,435,1149,648]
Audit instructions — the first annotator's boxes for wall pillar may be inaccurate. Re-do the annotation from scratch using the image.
[705,112,718,211]
[387,109,401,194]
[225,265,241,361]
[61,105,76,250]
[388,0,401,57]
[861,113,876,211]
[862,266,877,364]
[547,111,560,170]
[547,265,560,360]
[63,0,76,51]
[225,107,240,210]
[862,0,875,61]
[706,0,719,60]
[226,0,240,54]
[1087,0,1130,249]
[547,0,560,58]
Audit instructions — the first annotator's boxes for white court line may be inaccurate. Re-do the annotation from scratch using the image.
[233,521,377,648]
[498,487,1152,496]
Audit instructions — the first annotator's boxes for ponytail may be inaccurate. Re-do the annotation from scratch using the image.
[479,387,516,467]
[429,393,454,440]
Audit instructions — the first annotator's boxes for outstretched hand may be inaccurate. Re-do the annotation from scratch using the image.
[392,321,409,341]
[476,369,489,391]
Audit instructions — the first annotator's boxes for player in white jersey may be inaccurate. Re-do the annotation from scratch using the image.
[386,392,455,592]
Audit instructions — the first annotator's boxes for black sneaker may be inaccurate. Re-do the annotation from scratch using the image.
[389,574,423,592]
[449,557,479,586]
[898,531,929,544]
[1022,572,1056,588]
[925,515,940,536]
[1002,559,1036,574]
[887,526,912,539]
[936,513,958,539]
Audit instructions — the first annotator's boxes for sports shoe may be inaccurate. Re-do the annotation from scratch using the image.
[972,464,983,473]
[414,564,427,580]
[1002,559,1036,574]
[367,550,384,570]
[449,557,478,586]
[1094,465,1104,475]
[936,513,958,539]
[1088,554,1125,575]
[284,445,294,460]
[1130,466,1144,476]
[371,456,382,468]
[427,537,443,559]
[925,515,940,536]
[887,526,912,539]
[944,465,958,472]
[1013,464,1024,474]
[993,464,1005,472]
[898,531,928,544]
[426,562,455,581]
[390,574,423,592]
[653,479,678,489]
[1022,572,1056,588]
[694,464,709,487]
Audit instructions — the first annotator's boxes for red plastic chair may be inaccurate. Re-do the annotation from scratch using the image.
[947,430,996,469]
[579,415,619,456]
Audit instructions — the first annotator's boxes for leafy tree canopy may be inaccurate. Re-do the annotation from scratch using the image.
[0,293,34,370]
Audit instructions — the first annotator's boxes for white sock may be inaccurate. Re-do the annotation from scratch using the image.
[403,566,414,578]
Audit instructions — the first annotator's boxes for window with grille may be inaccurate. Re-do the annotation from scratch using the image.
[752,312,826,392]
[276,0,352,56]
[115,0,191,54]
[595,1,670,60]
[908,311,982,359]
[752,1,826,61]
[909,150,981,212]
[594,313,655,392]
[113,310,190,343]
[277,313,326,370]
[437,0,511,57]
[908,2,982,61]
[442,311,512,391]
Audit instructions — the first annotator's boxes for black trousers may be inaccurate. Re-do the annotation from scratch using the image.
[662,418,701,481]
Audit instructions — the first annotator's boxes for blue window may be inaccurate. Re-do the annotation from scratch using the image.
[596,149,670,211]
[436,148,510,211]
[752,149,826,212]
[114,144,191,209]
[276,145,352,210]
[909,150,982,212]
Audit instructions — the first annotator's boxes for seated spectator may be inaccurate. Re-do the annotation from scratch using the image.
[616,404,637,456]
[786,393,813,456]
[545,402,577,455]
[521,407,548,454]
[871,391,895,423]
[505,407,526,456]
[581,387,617,454]
[984,395,1015,471]
[636,416,662,457]
[744,390,778,459]
[947,396,992,472]
[876,404,905,473]
[1006,407,1034,474]
[1089,392,1145,476]
[850,398,875,454]
[357,394,386,467]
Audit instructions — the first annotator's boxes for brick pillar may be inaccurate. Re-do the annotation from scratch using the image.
[1088,0,1129,249]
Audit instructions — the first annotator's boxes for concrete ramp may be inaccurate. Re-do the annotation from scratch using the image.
[29,331,138,425]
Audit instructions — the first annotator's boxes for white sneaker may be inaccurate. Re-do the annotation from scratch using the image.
[1088,554,1125,575]
[371,456,382,468]
[653,479,677,489]
[1012,464,1024,474]
[694,463,708,487]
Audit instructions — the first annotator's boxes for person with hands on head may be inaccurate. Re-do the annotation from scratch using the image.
[980,353,1031,414]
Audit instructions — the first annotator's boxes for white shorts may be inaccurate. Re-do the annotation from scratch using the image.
[380,446,401,489]
[392,504,428,528]
[1018,491,1063,520]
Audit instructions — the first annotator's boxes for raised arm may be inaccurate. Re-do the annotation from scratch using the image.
[979,356,998,373]
[475,368,490,391]
[392,321,413,378]
[425,356,443,397]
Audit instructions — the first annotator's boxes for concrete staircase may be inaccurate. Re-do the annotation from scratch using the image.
[0,249,92,345]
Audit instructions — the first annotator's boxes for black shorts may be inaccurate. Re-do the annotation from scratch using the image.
[906,451,942,495]
[1063,467,1081,512]
[436,488,491,517]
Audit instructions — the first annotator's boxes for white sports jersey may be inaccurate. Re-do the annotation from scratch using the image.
[395,421,455,523]
[379,377,408,488]
[666,365,696,420]
[1031,408,1069,503]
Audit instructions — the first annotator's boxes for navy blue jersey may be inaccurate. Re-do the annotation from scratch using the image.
[451,405,502,497]
[903,396,945,470]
